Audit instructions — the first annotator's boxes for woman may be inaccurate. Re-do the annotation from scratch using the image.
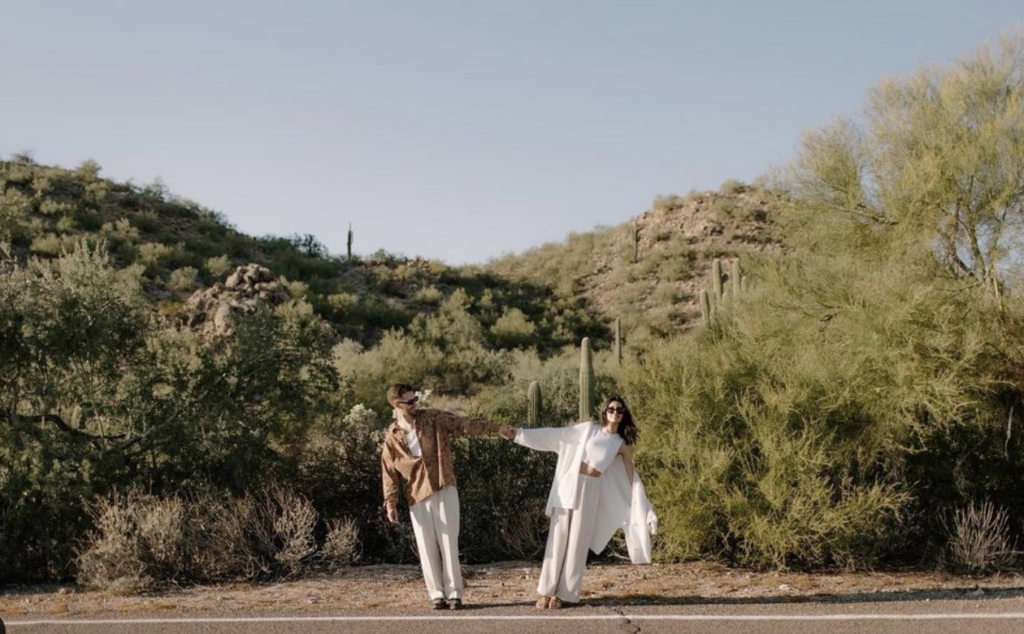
[500,396,657,609]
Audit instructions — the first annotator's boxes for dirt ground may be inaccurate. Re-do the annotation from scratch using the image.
[3,560,1024,617]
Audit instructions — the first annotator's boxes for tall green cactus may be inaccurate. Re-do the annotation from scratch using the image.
[528,380,542,427]
[614,317,623,365]
[700,289,711,325]
[712,258,724,302]
[347,223,354,261]
[703,257,744,327]
[632,220,641,263]
[730,259,741,299]
[579,337,594,422]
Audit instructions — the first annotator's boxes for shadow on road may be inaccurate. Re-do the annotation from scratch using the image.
[579,585,1024,608]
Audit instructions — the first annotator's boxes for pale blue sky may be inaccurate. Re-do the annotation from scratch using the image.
[1,1,1021,264]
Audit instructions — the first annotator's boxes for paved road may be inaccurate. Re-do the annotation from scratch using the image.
[5,596,1024,634]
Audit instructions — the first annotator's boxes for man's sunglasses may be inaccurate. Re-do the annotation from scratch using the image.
[398,396,419,406]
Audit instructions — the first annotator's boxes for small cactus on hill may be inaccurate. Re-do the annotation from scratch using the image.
[632,220,641,263]
[703,257,744,326]
[528,381,542,427]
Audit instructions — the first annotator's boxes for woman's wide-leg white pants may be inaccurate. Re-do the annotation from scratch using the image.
[409,486,463,600]
[538,473,600,603]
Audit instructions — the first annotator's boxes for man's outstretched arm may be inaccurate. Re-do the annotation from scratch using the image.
[433,410,503,437]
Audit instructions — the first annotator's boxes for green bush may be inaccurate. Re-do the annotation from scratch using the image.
[168,266,199,291]
[623,33,1024,565]
[489,307,537,349]
[205,254,232,277]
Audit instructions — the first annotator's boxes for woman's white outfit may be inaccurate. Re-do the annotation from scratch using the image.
[515,422,657,603]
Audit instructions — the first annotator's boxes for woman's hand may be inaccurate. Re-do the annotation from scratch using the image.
[498,425,516,440]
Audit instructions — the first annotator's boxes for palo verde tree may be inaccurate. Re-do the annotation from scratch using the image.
[783,31,1024,301]
[625,32,1024,570]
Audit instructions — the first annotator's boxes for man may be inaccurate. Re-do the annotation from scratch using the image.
[380,383,512,610]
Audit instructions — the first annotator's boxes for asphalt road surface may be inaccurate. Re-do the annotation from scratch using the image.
[5,596,1024,634]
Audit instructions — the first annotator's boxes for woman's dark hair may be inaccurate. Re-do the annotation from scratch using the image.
[603,395,637,446]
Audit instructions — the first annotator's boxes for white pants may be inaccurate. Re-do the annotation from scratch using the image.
[538,473,600,603]
[409,486,463,600]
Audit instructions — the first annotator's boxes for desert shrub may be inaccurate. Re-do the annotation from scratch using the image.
[76,484,349,590]
[135,241,175,271]
[406,289,514,392]
[281,277,309,299]
[131,211,161,234]
[0,184,31,244]
[168,266,198,291]
[489,307,537,349]
[319,518,360,568]
[944,501,1017,573]
[29,232,67,255]
[75,208,104,230]
[77,491,189,592]
[55,215,76,232]
[623,245,1021,568]
[652,194,685,210]
[347,297,414,333]
[719,179,749,195]
[650,283,682,305]
[39,199,75,217]
[333,332,445,412]
[294,404,402,562]
[205,254,232,277]
[101,218,140,244]
[325,291,358,314]
[412,285,443,305]
[73,159,102,182]
[453,437,554,562]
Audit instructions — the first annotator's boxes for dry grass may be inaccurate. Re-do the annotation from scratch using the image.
[4,561,1024,617]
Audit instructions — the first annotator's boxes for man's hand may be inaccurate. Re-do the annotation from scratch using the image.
[498,425,516,440]
[386,505,398,524]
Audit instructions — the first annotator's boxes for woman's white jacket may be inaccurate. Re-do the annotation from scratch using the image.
[514,421,657,564]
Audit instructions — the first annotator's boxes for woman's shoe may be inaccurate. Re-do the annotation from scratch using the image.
[548,597,563,609]
[535,596,551,609]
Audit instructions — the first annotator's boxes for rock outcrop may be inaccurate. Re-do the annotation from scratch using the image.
[185,264,289,335]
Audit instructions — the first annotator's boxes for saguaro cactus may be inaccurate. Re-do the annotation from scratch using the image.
[711,258,724,303]
[632,220,641,263]
[703,257,745,326]
[614,317,623,365]
[579,337,594,422]
[528,381,542,427]
[347,223,354,261]
[730,259,741,299]
[700,289,712,325]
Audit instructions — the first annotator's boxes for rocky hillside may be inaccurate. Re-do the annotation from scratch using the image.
[0,157,607,352]
[488,181,782,343]
[2,157,781,353]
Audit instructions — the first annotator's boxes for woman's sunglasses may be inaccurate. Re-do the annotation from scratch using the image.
[605,406,625,414]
